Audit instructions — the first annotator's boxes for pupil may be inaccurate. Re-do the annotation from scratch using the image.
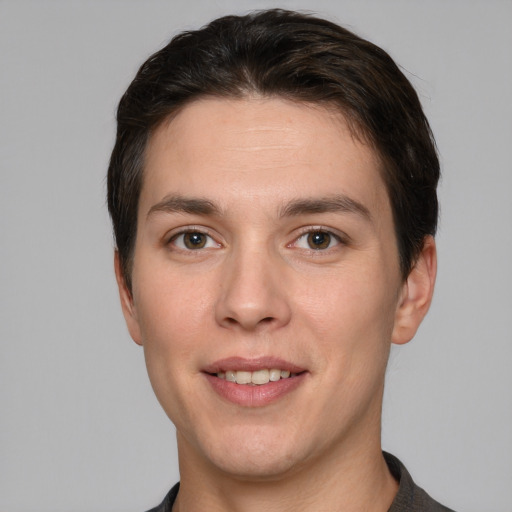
[185,232,206,249]
[308,231,330,249]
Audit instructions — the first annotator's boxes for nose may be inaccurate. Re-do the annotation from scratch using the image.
[214,245,292,332]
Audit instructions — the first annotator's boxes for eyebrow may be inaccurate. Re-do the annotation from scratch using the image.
[147,195,222,218]
[279,195,371,221]
[146,193,371,221]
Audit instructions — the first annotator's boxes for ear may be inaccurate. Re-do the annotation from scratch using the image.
[391,236,437,345]
[114,251,143,346]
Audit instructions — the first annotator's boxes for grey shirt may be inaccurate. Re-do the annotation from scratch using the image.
[384,452,455,512]
[146,452,455,512]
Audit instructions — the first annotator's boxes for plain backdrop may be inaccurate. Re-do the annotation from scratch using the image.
[1,1,511,511]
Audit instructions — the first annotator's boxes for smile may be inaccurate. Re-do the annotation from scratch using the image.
[204,357,307,406]
[216,369,295,385]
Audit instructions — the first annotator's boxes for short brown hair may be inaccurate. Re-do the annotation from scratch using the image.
[108,9,439,290]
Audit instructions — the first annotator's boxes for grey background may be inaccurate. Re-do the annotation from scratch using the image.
[1,1,511,511]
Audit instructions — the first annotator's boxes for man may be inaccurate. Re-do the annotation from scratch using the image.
[108,9,454,512]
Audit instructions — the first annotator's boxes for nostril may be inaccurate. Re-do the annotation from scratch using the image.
[222,315,276,329]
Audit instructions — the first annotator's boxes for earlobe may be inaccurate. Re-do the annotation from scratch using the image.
[114,251,143,345]
[391,236,437,345]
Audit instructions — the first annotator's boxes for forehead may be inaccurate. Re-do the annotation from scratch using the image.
[141,97,389,218]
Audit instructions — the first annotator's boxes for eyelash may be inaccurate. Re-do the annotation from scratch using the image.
[289,227,346,252]
[166,227,347,253]
[168,228,220,251]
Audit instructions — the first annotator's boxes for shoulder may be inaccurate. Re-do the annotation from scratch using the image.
[145,482,179,512]
[385,452,456,512]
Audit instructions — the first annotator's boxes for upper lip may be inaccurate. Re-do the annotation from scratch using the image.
[203,356,306,374]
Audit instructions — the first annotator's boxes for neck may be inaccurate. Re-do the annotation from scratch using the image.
[174,428,398,512]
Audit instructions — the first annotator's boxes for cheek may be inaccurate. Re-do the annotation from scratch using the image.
[132,260,216,362]
[132,268,215,425]
[294,266,398,360]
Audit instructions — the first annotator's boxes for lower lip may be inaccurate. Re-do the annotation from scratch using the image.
[204,373,306,407]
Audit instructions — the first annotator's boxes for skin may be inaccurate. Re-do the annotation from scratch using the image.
[115,97,436,512]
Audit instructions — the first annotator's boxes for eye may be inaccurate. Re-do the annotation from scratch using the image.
[170,231,219,250]
[294,230,341,250]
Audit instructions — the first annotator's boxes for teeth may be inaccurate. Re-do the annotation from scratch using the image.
[269,369,281,382]
[216,368,296,385]
[236,371,252,384]
[251,369,269,385]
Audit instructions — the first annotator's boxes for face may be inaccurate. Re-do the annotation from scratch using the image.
[116,97,435,481]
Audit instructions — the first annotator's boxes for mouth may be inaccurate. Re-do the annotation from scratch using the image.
[203,357,307,407]
[215,369,298,385]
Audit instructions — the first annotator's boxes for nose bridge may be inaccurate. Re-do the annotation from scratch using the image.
[215,237,291,331]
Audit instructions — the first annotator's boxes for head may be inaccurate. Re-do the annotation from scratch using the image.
[107,9,439,292]
[107,9,439,482]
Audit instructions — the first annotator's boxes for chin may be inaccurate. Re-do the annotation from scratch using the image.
[210,448,302,482]
[181,424,309,481]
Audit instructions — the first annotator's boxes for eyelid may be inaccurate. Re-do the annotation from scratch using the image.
[166,226,222,250]
[288,226,348,250]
